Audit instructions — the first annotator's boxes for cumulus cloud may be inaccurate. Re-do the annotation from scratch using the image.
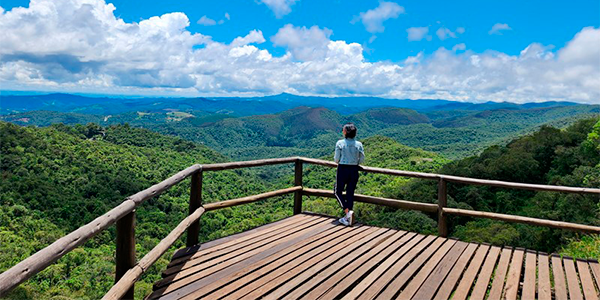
[198,16,216,26]
[489,23,512,35]
[0,0,599,104]
[231,30,266,47]
[436,27,464,40]
[271,24,332,61]
[407,27,431,41]
[452,43,466,51]
[198,13,229,26]
[258,0,298,18]
[353,1,404,34]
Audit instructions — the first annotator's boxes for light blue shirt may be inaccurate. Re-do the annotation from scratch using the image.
[334,138,365,165]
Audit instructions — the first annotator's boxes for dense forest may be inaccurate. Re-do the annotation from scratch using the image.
[0,113,598,299]
[0,122,292,299]
[3,94,598,160]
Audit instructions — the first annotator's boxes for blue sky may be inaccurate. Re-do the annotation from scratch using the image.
[0,0,599,103]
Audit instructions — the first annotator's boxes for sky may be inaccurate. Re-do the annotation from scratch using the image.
[0,0,599,103]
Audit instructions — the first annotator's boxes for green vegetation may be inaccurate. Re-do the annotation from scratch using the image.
[390,117,600,256]
[3,103,597,161]
[0,122,293,299]
[1,106,598,299]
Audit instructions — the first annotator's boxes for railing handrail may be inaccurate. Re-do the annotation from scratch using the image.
[1,155,599,298]
[298,157,600,195]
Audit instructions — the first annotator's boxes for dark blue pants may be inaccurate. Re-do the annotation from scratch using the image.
[334,164,359,210]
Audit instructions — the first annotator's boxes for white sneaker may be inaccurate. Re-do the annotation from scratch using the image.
[339,217,350,226]
[347,211,354,226]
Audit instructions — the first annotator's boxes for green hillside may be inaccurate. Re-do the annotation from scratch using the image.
[2,104,597,161]
[392,117,600,254]
[1,115,599,299]
[0,123,293,299]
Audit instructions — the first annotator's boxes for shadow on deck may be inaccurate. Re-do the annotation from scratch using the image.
[147,213,600,300]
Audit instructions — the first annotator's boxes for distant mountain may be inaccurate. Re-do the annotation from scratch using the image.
[1,92,586,117]
[2,92,597,160]
[428,100,579,111]
[0,110,102,126]
[0,93,296,116]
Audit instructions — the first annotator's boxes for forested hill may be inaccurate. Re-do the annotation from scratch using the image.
[391,117,600,253]
[2,94,598,161]
[0,122,292,299]
[1,117,599,299]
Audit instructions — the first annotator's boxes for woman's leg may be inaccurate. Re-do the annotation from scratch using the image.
[345,166,360,211]
[334,165,348,211]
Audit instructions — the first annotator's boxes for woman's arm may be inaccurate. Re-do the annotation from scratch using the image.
[358,144,365,164]
[334,142,341,163]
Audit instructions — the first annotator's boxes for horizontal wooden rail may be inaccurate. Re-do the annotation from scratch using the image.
[0,164,202,297]
[3,155,600,299]
[297,157,600,195]
[443,207,600,234]
[202,157,299,171]
[302,188,438,213]
[203,186,302,211]
[103,207,206,300]
[299,157,439,180]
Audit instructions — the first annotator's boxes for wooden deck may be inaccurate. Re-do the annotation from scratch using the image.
[147,213,600,300]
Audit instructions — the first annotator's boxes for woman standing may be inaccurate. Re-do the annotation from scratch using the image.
[334,123,365,226]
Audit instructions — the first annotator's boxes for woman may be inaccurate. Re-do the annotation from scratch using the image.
[334,123,364,226]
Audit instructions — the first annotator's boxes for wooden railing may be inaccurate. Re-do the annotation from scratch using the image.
[0,156,599,299]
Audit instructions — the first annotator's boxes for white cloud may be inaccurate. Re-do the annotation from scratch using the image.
[259,0,298,18]
[271,24,332,61]
[436,27,463,40]
[354,1,404,34]
[199,13,229,26]
[489,23,512,35]
[198,16,216,26]
[407,27,431,41]
[0,0,599,104]
[452,43,466,51]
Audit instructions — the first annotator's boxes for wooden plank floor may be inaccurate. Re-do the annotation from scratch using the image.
[147,213,600,300]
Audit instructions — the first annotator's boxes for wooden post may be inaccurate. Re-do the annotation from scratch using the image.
[186,170,203,247]
[115,211,135,299]
[438,178,448,237]
[293,159,303,215]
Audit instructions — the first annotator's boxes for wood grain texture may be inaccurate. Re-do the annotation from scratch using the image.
[576,260,599,300]
[375,238,454,300]
[504,248,524,300]
[305,230,413,300]
[185,225,352,300]
[443,208,600,233]
[469,246,502,300]
[487,247,512,300]
[407,241,469,300]
[521,250,537,300]
[552,255,569,300]
[564,257,584,300]
[217,226,371,300]
[151,217,328,297]
[449,244,492,300]
[115,211,136,300]
[298,157,600,195]
[432,243,479,300]
[341,234,428,300]
[537,253,552,300]
[153,218,334,300]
